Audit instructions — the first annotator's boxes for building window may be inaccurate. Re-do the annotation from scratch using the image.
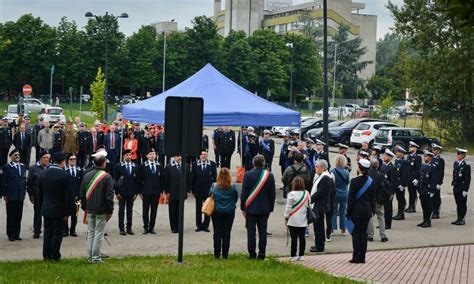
[279,24,287,32]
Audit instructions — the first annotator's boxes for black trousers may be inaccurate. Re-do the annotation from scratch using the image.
[326,208,333,237]
[407,184,419,209]
[142,195,158,230]
[432,189,441,214]
[246,213,269,259]
[454,191,467,221]
[169,199,180,232]
[77,151,87,168]
[313,210,326,250]
[220,153,232,169]
[6,201,23,238]
[33,200,42,234]
[43,217,64,260]
[119,196,134,231]
[289,226,306,257]
[420,194,433,223]
[35,145,41,161]
[395,187,406,214]
[351,217,370,262]
[0,148,9,166]
[212,211,235,259]
[64,214,77,234]
[384,195,394,228]
[195,195,210,229]
[214,150,220,166]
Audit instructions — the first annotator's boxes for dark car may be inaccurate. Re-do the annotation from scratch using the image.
[374,127,440,152]
[299,117,334,138]
[327,118,383,145]
[304,120,344,141]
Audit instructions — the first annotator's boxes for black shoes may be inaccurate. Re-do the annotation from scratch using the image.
[417,222,425,227]
[421,222,431,228]
[70,231,78,237]
[171,230,178,234]
[63,231,69,237]
[381,237,389,242]
[405,208,416,213]
[309,246,324,253]
[432,213,440,219]
[143,229,149,234]
[149,229,157,234]
[33,233,40,239]
[393,214,405,220]
[127,230,134,235]
[8,237,15,241]
[454,220,465,226]
[368,237,374,242]
[349,259,365,264]
[15,237,22,241]
[120,230,126,236]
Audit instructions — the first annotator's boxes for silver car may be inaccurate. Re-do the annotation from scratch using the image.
[22,98,49,113]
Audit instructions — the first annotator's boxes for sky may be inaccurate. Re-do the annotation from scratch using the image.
[0,0,403,40]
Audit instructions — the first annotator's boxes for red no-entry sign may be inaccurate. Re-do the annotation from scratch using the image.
[23,84,32,96]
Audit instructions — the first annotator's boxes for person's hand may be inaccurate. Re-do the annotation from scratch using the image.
[166,193,170,200]
[132,195,137,201]
[398,185,404,192]
[106,213,112,222]
[242,211,246,219]
[116,194,122,200]
[429,193,434,198]
[436,184,441,190]
[462,191,468,197]
[284,219,288,227]
[29,195,34,204]
[139,194,143,200]
[63,216,69,223]
[413,179,419,186]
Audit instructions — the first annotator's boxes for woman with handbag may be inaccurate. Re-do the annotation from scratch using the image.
[210,168,239,259]
[346,159,376,264]
[284,177,310,261]
[330,155,350,236]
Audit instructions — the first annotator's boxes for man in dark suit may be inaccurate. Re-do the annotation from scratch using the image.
[216,127,235,169]
[139,148,163,234]
[190,150,217,232]
[1,149,28,241]
[164,156,187,233]
[104,124,120,177]
[279,133,291,175]
[115,149,139,235]
[241,155,275,260]
[39,151,71,261]
[77,123,92,168]
[64,153,83,237]
[310,159,333,253]
[13,124,31,165]
[27,151,51,238]
[258,130,275,172]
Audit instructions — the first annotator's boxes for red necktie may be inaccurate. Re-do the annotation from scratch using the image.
[111,134,115,148]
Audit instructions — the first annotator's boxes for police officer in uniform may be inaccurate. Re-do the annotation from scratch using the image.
[212,127,223,167]
[279,132,291,175]
[337,143,352,172]
[313,139,330,170]
[201,134,209,152]
[258,130,275,172]
[64,153,83,237]
[156,127,165,166]
[139,148,163,234]
[405,141,422,213]
[51,124,63,154]
[381,149,396,229]
[305,139,316,168]
[0,117,13,166]
[417,150,437,228]
[451,148,470,225]
[115,149,139,235]
[245,133,259,171]
[164,156,187,233]
[27,151,50,238]
[77,123,92,168]
[431,143,445,219]
[370,146,383,171]
[190,150,217,232]
[393,146,409,221]
[216,127,235,169]
[2,149,27,241]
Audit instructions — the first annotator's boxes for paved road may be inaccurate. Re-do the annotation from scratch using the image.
[0,132,472,261]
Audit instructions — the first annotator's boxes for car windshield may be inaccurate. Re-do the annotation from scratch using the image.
[301,118,319,127]
[355,123,370,130]
[329,121,343,127]
[8,106,17,113]
[340,119,361,128]
[48,109,62,115]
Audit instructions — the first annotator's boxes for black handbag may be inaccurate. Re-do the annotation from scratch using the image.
[307,203,318,224]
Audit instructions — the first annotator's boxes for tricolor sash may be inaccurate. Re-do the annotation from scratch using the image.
[245,169,271,208]
[289,191,309,218]
[260,139,271,153]
[83,170,108,224]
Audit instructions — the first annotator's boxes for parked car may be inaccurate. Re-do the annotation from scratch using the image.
[5,104,19,123]
[343,103,362,113]
[314,107,351,119]
[350,121,399,148]
[299,117,334,137]
[22,98,49,113]
[374,127,440,152]
[272,117,312,136]
[354,108,370,118]
[327,118,382,145]
[81,94,91,103]
[304,120,344,141]
[38,107,66,124]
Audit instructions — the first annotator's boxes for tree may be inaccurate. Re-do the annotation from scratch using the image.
[126,25,160,96]
[366,75,394,100]
[248,29,289,100]
[389,0,474,145]
[160,31,189,90]
[90,67,106,120]
[328,24,372,98]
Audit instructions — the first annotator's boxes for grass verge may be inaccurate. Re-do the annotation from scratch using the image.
[0,254,357,283]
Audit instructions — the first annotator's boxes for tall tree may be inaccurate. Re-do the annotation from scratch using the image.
[90,67,105,120]
[159,31,189,91]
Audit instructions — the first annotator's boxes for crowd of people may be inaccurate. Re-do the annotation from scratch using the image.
[0,119,471,264]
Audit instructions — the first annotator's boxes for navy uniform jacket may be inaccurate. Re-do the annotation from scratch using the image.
[156,133,165,155]
[406,153,422,182]
[347,175,376,219]
[279,141,290,169]
[419,162,437,195]
[258,139,275,165]
[139,160,163,196]
[27,162,49,198]
[52,132,62,150]
[216,130,235,155]
[432,155,445,186]
[394,157,409,187]
[381,162,397,190]
[114,161,139,197]
[240,168,276,214]
[452,160,471,193]
[1,162,27,201]
[0,126,12,150]
[139,135,155,158]
[164,161,188,201]
[213,128,223,153]
[64,166,84,199]
[78,131,93,155]
[190,160,217,198]
[344,154,352,172]
[313,150,330,169]
[39,165,72,218]
[202,135,209,152]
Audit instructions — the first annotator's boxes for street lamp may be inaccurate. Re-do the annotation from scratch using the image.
[85,11,128,122]
[162,19,175,94]
[286,42,295,106]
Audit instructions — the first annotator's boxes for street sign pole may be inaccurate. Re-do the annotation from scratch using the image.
[80,86,83,121]
[322,0,330,152]
[50,65,55,105]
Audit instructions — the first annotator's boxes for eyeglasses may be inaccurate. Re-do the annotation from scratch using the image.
[69,158,77,160]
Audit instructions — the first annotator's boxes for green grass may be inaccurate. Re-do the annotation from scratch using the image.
[0,254,356,283]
